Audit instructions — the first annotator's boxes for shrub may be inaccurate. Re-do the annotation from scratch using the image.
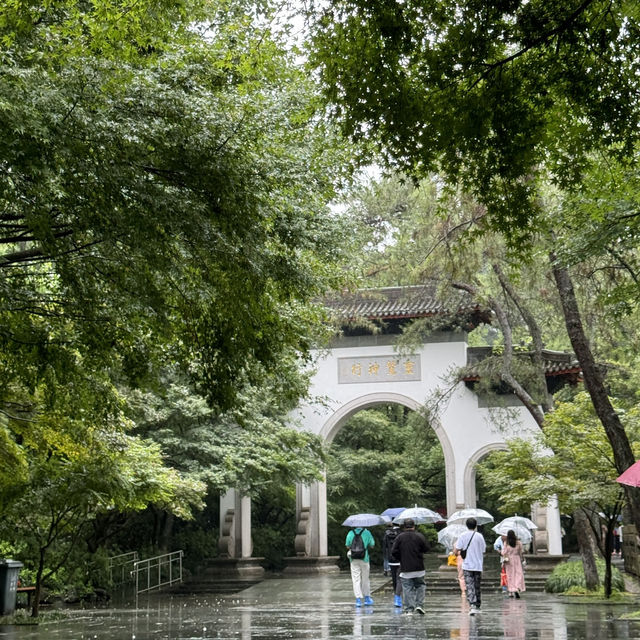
[545,558,625,593]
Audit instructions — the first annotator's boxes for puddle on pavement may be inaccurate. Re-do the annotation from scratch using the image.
[0,590,639,639]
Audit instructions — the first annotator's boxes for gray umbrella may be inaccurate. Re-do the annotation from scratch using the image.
[342,513,388,527]
[492,516,537,544]
[446,508,494,526]
[392,505,445,525]
[437,524,468,551]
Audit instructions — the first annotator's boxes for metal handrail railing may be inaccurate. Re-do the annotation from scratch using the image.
[132,550,183,595]
[108,551,139,585]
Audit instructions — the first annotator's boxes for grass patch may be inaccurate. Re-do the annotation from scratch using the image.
[559,586,636,602]
[0,609,71,625]
[546,558,625,594]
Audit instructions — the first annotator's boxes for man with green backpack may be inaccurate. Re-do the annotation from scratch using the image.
[345,527,375,607]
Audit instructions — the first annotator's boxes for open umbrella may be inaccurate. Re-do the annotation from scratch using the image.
[342,513,388,527]
[393,505,445,525]
[381,507,406,518]
[437,523,467,551]
[496,515,538,531]
[492,516,537,545]
[446,508,494,526]
[617,460,640,487]
[492,523,533,545]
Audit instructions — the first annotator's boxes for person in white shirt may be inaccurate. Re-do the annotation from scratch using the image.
[453,518,487,615]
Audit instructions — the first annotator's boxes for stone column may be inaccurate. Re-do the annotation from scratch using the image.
[204,489,264,578]
[546,496,563,555]
[309,479,328,556]
[218,488,249,557]
[531,498,563,555]
[284,479,339,573]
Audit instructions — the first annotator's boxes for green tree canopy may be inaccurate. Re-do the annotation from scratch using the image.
[0,0,358,593]
[309,1,640,240]
[1,0,355,413]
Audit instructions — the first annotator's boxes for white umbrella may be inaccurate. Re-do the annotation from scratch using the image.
[447,508,494,526]
[496,515,538,531]
[342,513,388,527]
[492,516,537,545]
[492,523,533,545]
[393,505,445,525]
[437,524,467,551]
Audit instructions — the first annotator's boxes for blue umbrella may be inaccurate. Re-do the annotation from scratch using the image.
[342,513,388,527]
[381,507,406,518]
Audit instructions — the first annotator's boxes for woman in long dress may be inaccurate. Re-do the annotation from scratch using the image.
[454,546,466,594]
[501,529,526,597]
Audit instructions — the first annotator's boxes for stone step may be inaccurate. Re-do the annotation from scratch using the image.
[376,569,551,595]
[171,579,261,595]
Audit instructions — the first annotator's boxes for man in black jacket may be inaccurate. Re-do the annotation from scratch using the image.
[390,518,430,615]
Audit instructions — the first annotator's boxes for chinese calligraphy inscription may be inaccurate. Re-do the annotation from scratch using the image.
[338,355,421,384]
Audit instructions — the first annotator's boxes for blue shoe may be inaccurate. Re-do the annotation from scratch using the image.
[355,598,362,607]
[394,595,402,607]
[364,596,374,606]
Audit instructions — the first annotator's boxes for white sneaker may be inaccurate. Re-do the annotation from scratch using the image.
[415,606,425,615]
[469,605,477,616]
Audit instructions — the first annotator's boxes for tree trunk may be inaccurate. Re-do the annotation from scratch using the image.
[574,509,599,591]
[603,520,614,598]
[158,512,174,554]
[31,548,45,617]
[452,279,546,425]
[493,263,553,414]
[550,257,640,533]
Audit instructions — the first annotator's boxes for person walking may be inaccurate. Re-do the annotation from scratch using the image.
[613,525,622,557]
[501,529,526,598]
[390,518,430,615]
[345,526,375,607]
[383,522,403,607]
[454,546,466,595]
[494,534,508,594]
[454,517,486,616]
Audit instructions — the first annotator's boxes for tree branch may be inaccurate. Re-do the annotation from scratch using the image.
[492,262,553,413]
[451,280,545,427]
[467,0,598,91]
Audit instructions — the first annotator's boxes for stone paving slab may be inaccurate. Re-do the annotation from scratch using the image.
[1,572,640,639]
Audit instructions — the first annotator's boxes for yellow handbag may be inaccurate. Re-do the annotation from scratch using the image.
[447,553,457,567]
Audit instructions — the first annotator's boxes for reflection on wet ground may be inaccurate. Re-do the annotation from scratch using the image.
[0,573,639,639]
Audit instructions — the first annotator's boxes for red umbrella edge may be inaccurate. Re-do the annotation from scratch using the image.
[616,460,640,487]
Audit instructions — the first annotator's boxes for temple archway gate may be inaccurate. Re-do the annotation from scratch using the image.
[218,287,571,573]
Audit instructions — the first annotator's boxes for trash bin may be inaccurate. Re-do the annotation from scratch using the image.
[0,559,23,615]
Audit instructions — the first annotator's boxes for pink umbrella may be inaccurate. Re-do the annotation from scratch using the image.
[616,460,640,487]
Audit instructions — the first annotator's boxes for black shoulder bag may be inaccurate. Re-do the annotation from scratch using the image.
[460,532,476,560]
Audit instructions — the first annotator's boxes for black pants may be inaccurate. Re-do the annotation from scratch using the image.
[390,565,402,595]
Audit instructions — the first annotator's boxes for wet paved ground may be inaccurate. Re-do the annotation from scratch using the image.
[1,572,640,639]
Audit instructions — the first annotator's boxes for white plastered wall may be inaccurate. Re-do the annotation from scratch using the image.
[292,333,560,544]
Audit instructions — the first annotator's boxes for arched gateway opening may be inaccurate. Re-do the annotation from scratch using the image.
[325,402,447,566]
[216,286,577,574]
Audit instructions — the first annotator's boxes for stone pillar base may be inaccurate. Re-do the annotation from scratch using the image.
[283,556,341,574]
[522,553,570,572]
[204,557,265,579]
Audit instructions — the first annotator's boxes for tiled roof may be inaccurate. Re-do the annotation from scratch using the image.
[463,347,582,380]
[324,285,479,320]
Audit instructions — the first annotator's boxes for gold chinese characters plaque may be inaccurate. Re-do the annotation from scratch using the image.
[337,355,421,384]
